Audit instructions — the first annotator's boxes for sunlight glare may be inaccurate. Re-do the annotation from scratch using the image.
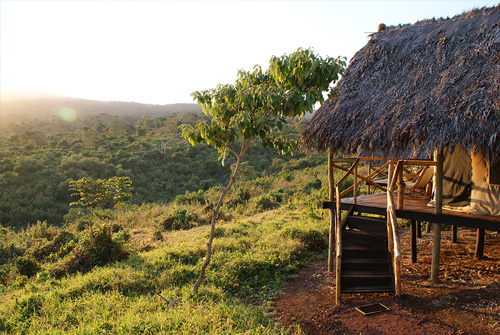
[57,107,77,122]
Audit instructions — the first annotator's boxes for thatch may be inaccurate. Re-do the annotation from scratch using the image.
[300,5,500,164]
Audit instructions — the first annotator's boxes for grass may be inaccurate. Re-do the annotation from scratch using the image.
[0,166,336,334]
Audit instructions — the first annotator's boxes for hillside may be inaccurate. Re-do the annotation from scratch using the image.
[0,95,201,135]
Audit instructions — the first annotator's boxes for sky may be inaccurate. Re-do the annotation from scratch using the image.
[1,0,498,105]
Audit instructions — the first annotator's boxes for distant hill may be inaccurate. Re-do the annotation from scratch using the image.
[0,95,202,128]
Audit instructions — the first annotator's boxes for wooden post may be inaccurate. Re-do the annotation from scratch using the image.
[335,186,342,305]
[328,150,335,273]
[475,229,485,259]
[397,163,405,210]
[367,160,372,195]
[431,148,444,283]
[452,225,458,243]
[426,222,431,233]
[417,221,422,238]
[353,163,358,204]
[387,164,402,301]
[411,220,417,263]
[386,161,394,254]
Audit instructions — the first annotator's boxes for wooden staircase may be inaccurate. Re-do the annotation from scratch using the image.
[340,212,394,294]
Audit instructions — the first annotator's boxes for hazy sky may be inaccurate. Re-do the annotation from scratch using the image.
[1,0,498,105]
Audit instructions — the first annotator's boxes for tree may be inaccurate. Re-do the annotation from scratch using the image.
[69,176,132,246]
[180,48,346,294]
[69,177,108,247]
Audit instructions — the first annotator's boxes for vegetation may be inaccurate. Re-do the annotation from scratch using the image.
[0,157,337,334]
[0,48,350,333]
[0,109,313,231]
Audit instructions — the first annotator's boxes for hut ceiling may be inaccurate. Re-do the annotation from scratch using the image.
[300,5,500,163]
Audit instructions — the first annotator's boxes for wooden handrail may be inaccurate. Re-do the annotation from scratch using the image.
[389,160,404,191]
[387,188,402,301]
[334,159,360,188]
[331,157,387,163]
[331,161,390,192]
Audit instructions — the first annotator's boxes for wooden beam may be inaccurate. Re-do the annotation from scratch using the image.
[328,150,335,273]
[431,148,444,283]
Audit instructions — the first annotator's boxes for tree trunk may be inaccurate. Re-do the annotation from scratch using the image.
[193,141,251,295]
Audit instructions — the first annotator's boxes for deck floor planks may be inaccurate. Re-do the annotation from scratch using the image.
[324,192,500,231]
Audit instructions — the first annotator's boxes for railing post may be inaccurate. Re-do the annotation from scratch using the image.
[387,160,394,253]
[335,185,342,305]
[431,148,444,283]
[397,162,405,210]
[328,150,335,273]
[353,163,358,204]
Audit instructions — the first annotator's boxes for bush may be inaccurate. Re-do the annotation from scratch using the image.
[256,195,278,211]
[25,221,57,240]
[303,178,322,194]
[162,208,195,231]
[281,227,328,252]
[50,224,130,278]
[16,255,40,277]
[175,190,205,205]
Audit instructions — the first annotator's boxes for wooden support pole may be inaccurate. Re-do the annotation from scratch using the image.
[353,164,358,204]
[434,149,444,215]
[431,148,444,283]
[328,150,335,273]
[452,225,458,243]
[367,160,372,195]
[411,220,417,263]
[426,222,431,233]
[417,221,422,238]
[335,186,342,305]
[386,161,395,254]
[475,229,485,259]
[397,164,405,210]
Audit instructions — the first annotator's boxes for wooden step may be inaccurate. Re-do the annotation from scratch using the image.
[346,215,387,234]
[341,285,394,294]
[342,244,389,259]
[341,271,393,289]
[342,230,387,247]
[342,258,391,272]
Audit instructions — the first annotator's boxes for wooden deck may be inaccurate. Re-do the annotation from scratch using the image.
[323,192,500,232]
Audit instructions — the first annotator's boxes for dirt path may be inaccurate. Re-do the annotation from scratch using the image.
[273,228,500,335]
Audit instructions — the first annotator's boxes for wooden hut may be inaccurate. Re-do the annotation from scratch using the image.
[300,5,500,304]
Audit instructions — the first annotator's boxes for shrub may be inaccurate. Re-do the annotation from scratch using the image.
[303,178,322,194]
[16,255,40,277]
[281,227,328,252]
[256,195,278,211]
[25,221,57,240]
[175,190,205,205]
[162,208,195,231]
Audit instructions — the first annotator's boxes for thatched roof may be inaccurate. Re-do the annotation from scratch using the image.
[300,5,500,164]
